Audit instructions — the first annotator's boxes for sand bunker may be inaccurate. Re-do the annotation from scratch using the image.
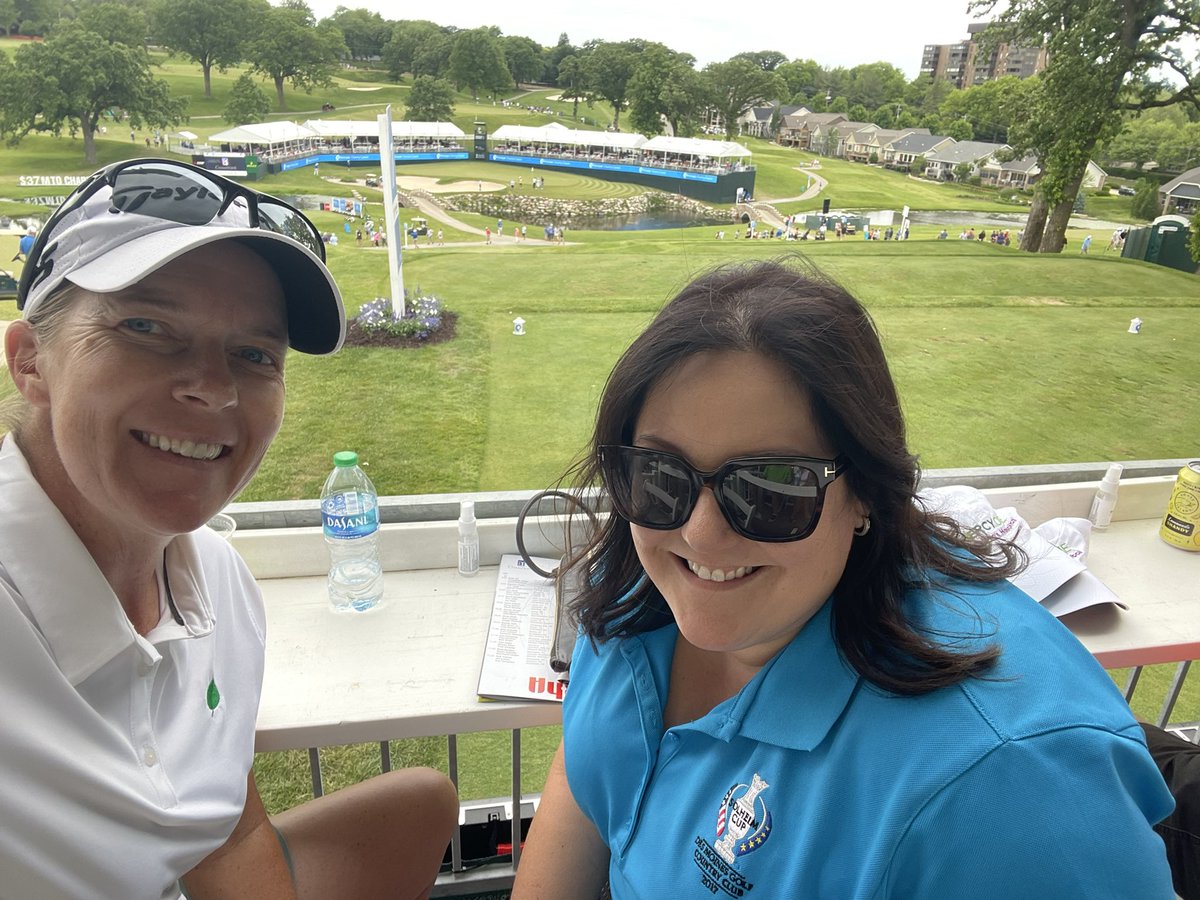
[345,86,383,92]
[393,176,505,193]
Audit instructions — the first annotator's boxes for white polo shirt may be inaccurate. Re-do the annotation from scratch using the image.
[0,437,267,899]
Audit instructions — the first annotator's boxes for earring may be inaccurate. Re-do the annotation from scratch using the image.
[853,517,871,537]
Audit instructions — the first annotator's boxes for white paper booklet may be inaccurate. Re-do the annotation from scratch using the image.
[477,554,568,703]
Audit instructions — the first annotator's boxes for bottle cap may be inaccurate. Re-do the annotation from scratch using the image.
[1101,462,1124,488]
[333,450,358,467]
[459,499,476,524]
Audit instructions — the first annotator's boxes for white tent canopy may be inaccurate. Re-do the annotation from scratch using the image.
[208,121,318,145]
[302,119,465,140]
[640,136,752,161]
[490,124,646,152]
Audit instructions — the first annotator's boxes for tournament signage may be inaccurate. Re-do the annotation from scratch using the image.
[190,153,251,177]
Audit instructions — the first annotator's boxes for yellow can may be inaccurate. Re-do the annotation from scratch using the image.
[1161,461,1200,551]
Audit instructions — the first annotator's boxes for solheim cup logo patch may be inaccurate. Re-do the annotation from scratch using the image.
[692,772,772,896]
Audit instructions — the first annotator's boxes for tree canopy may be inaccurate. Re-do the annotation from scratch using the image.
[974,0,1200,252]
[223,72,271,124]
[0,20,185,164]
[154,0,261,98]
[627,44,707,137]
[404,75,455,121]
[447,28,512,100]
[243,2,345,109]
[703,58,786,139]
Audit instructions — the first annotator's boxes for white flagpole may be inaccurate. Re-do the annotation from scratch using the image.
[377,105,405,318]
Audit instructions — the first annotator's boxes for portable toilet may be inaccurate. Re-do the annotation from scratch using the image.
[1121,215,1196,273]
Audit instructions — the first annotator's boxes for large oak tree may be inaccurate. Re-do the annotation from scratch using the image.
[154,0,259,98]
[0,21,185,164]
[974,0,1200,253]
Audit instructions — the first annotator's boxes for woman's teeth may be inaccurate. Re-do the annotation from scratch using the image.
[138,431,224,460]
[687,561,755,583]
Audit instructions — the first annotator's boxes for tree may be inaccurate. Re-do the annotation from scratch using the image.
[79,1,148,46]
[846,61,907,110]
[0,0,58,36]
[848,103,869,123]
[448,28,511,100]
[953,161,973,182]
[501,35,545,85]
[543,32,575,84]
[940,76,1031,143]
[912,154,927,176]
[244,2,345,109]
[556,53,590,120]
[776,58,822,99]
[703,57,786,139]
[1130,177,1160,220]
[627,44,707,137]
[381,20,446,81]
[322,6,390,60]
[945,118,974,141]
[0,21,186,164]
[733,50,787,71]
[974,0,1200,253]
[153,0,257,98]
[223,72,271,124]
[404,75,455,121]
[583,41,641,130]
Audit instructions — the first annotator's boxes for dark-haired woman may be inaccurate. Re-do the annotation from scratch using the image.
[514,260,1174,899]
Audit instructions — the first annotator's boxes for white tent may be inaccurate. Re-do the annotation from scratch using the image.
[302,120,465,141]
[208,121,317,146]
[490,124,646,152]
[640,136,752,163]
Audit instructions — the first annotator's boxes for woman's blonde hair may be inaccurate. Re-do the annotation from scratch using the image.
[1,283,85,437]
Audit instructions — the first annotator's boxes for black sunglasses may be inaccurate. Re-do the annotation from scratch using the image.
[18,158,324,309]
[601,445,848,542]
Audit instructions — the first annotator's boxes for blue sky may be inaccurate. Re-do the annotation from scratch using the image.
[307,0,991,79]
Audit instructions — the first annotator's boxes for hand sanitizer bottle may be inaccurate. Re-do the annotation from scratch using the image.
[458,500,479,577]
[1088,463,1124,530]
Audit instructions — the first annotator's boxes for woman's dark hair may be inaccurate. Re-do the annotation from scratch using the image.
[564,258,1024,696]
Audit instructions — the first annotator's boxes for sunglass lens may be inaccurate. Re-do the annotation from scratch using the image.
[110,165,224,226]
[257,200,323,256]
[621,449,694,528]
[718,464,819,539]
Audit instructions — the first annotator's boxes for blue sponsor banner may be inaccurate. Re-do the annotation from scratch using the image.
[489,153,719,184]
[281,151,469,171]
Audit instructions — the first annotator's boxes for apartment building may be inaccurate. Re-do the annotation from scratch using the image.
[921,23,1047,88]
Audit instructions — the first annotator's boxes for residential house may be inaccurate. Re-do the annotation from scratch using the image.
[980,154,1040,189]
[778,112,846,150]
[849,127,931,165]
[738,103,809,139]
[818,121,873,158]
[924,140,1011,180]
[1081,160,1108,190]
[1159,166,1200,214]
[978,155,1105,192]
[889,133,956,171]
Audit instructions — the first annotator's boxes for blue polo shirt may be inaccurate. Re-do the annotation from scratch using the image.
[563,577,1175,899]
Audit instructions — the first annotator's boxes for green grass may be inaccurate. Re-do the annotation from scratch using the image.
[2,53,1198,815]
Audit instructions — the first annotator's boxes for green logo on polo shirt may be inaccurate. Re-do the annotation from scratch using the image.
[207,678,221,712]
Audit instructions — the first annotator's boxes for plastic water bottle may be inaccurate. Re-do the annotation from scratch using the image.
[321,451,384,611]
